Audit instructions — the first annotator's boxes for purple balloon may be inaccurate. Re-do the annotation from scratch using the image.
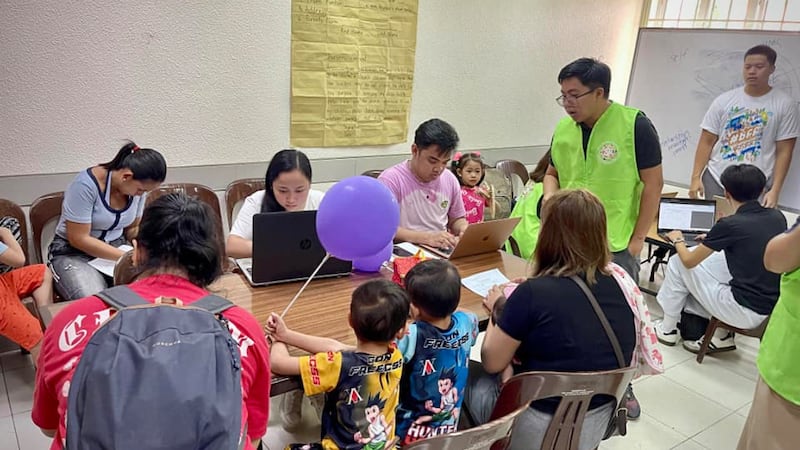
[316,176,400,261]
[353,242,393,273]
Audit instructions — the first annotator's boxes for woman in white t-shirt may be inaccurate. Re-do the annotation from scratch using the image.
[226,149,325,258]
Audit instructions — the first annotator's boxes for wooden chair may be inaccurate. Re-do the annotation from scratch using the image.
[695,315,771,363]
[224,178,265,228]
[146,183,230,272]
[488,367,636,450]
[403,405,529,450]
[29,192,65,264]
[0,199,29,264]
[361,169,383,178]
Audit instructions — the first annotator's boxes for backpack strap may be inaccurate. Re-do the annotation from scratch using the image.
[191,294,236,315]
[95,285,150,310]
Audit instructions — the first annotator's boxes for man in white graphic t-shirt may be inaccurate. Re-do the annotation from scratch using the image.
[689,44,800,208]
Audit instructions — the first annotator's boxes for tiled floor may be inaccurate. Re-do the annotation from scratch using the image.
[0,264,760,450]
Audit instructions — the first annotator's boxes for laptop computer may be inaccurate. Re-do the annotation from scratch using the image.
[236,211,352,286]
[420,217,521,259]
[657,198,717,247]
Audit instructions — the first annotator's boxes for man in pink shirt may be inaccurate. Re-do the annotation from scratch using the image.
[379,119,468,248]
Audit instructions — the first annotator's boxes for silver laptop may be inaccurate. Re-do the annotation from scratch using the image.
[420,217,521,259]
[236,211,352,286]
[657,198,716,246]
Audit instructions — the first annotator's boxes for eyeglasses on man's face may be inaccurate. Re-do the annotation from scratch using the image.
[555,88,596,107]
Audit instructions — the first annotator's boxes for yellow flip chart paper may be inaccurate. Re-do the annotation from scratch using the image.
[290,0,418,147]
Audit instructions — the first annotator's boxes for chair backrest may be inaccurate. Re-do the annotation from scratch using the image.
[224,178,265,228]
[0,198,29,263]
[30,192,65,264]
[403,405,528,450]
[490,368,636,450]
[361,169,384,179]
[495,159,530,197]
[145,183,230,272]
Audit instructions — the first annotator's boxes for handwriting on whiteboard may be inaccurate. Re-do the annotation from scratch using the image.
[661,130,692,156]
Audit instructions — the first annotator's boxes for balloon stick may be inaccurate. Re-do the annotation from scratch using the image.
[280,253,331,318]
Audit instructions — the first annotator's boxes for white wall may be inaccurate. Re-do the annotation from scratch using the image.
[0,0,645,177]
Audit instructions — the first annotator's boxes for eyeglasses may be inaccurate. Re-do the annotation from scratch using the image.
[555,88,596,106]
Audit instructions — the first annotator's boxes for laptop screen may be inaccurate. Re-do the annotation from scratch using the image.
[658,199,716,233]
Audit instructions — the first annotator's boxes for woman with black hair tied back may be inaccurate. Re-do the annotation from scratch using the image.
[49,141,167,300]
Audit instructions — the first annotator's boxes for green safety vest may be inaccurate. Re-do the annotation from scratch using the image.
[505,182,544,260]
[757,267,800,405]
[550,102,642,252]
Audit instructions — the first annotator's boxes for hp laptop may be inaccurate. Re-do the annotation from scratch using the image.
[236,211,352,286]
[421,217,521,259]
[657,198,717,247]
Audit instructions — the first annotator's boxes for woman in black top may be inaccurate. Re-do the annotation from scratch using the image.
[465,189,637,450]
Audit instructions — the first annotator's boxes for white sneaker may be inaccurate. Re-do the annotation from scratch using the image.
[683,331,736,354]
[280,390,304,430]
[654,320,679,346]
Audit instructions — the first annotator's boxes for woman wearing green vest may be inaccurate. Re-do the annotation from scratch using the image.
[738,220,800,449]
[543,57,664,420]
[505,151,550,259]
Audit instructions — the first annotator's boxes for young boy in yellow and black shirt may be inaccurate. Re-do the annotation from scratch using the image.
[268,279,410,450]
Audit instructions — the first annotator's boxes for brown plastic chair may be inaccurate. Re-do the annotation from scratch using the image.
[224,178,266,228]
[146,183,230,272]
[506,235,523,258]
[403,405,529,450]
[695,315,770,363]
[0,199,29,264]
[489,367,637,450]
[496,159,530,186]
[361,169,384,178]
[29,192,65,264]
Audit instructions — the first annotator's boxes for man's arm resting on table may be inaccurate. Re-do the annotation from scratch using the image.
[764,224,800,274]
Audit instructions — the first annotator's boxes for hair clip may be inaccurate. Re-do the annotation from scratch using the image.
[473,151,481,157]
[131,145,140,153]
[453,152,463,161]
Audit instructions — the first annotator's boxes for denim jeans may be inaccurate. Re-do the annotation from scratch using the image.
[48,236,122,301]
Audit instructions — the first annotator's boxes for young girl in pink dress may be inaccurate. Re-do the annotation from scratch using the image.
[452,152,492,224]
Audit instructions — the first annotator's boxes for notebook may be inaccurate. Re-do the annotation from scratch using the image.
[420,217,521,259]
[657,198,717,246]
[236,211,352,286]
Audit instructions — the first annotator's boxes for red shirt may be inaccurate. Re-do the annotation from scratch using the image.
[31,274,271,450]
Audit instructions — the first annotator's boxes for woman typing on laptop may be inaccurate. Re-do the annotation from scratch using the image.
[226,149,325,259]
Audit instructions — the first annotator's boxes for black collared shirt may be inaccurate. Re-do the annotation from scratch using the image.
[703,201,787,314]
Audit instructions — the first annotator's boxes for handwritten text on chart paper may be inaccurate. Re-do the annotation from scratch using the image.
[661,130,692,156]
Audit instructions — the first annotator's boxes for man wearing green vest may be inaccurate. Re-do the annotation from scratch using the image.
[544,58,664,419]
[738,219,800,449]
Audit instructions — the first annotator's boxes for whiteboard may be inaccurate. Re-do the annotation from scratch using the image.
[626,28,800,211]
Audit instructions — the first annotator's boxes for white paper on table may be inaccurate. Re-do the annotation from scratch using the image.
[88,245,133,277]
[461,268,510,297]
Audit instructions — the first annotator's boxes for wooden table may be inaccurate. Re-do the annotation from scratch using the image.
[41,250,530,395]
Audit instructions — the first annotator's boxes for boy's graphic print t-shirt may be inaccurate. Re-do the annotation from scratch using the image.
[299,347,403,450]
[703,87,800,183]
[395,311,479,445]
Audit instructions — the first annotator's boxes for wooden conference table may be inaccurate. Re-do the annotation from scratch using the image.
[41,250,530,396]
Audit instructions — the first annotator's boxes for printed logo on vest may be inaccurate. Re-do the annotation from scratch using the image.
[598,142,619,163]
[440,200,449,209]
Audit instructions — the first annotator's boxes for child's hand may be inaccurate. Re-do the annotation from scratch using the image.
[478,186,491,199]
[265,312,290,342]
